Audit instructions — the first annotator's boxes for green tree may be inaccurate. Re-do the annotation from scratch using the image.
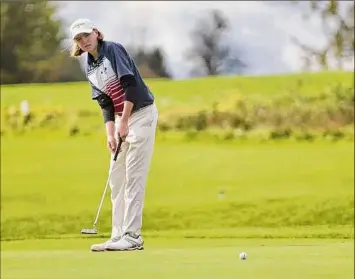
[1,1,84,84]
[292,0,354,71]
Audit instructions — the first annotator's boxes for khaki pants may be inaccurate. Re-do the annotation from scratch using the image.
[109,103,158,238]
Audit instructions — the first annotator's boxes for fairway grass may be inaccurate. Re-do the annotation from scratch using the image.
[1,238,354,279]
[1,135,353,240]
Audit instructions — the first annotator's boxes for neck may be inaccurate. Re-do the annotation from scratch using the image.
[90,49,99,59]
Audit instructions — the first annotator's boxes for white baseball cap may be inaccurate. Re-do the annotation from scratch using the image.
[70,18,96,40]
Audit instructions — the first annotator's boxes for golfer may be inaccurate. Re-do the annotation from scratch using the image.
[69,18,158,251]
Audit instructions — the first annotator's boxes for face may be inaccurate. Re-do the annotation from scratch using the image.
[74,31,98,53]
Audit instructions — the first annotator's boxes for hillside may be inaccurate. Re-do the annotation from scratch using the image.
[1,71,353,115]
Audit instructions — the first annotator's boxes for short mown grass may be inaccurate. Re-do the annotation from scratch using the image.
[1,238,354,279]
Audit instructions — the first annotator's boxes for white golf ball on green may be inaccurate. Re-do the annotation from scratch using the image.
[239,252,247,260]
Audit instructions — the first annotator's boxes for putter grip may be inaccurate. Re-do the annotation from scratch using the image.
[113,137,123,161]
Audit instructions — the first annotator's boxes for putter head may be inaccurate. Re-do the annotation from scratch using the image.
[81,228,98,234]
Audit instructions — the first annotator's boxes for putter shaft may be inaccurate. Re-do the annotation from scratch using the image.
[90,138,123,230]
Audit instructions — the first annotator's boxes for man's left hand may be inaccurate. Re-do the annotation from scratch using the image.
[118,120,129,141]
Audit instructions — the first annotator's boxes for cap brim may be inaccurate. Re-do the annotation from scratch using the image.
[72,28,94,39]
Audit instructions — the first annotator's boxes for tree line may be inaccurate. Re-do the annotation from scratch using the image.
[1,1,353,85]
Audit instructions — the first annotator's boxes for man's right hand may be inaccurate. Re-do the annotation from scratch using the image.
[107,135,117,154]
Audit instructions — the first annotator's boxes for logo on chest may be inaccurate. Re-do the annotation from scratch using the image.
[88,58,115,90]
[99,64,108,81]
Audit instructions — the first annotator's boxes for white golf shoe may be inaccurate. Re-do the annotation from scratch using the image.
[105,233,144,251]
[90,236,121,252]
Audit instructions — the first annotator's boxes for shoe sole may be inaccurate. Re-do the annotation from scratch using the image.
[90,239,122,252]
[91,249,106,252]
[105,246,144,252]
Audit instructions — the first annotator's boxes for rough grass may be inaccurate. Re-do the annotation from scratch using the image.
[1,71,353,141]
[1,71,353,115]
[1,135,353,240]
[1,238,354,279]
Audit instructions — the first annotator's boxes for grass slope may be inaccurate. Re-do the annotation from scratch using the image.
[1,71,353,115]
[1,72,354,240]
[1,135,353,240]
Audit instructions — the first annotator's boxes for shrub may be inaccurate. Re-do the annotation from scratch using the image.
[167,82,354,136]
[158,121,171,132]
[1,81,353,142]
[69,125,80,136]
[269,128,292,140]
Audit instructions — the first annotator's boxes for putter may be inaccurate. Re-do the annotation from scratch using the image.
[81,137,123,235]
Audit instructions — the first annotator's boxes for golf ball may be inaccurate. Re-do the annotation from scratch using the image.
[239,252,247,260]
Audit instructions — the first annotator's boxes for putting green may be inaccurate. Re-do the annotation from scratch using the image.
[1,238,353,279]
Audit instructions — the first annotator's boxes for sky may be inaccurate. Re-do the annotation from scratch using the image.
[55,1,354,79]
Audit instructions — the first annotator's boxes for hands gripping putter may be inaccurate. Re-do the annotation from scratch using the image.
[81,137,123,235]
